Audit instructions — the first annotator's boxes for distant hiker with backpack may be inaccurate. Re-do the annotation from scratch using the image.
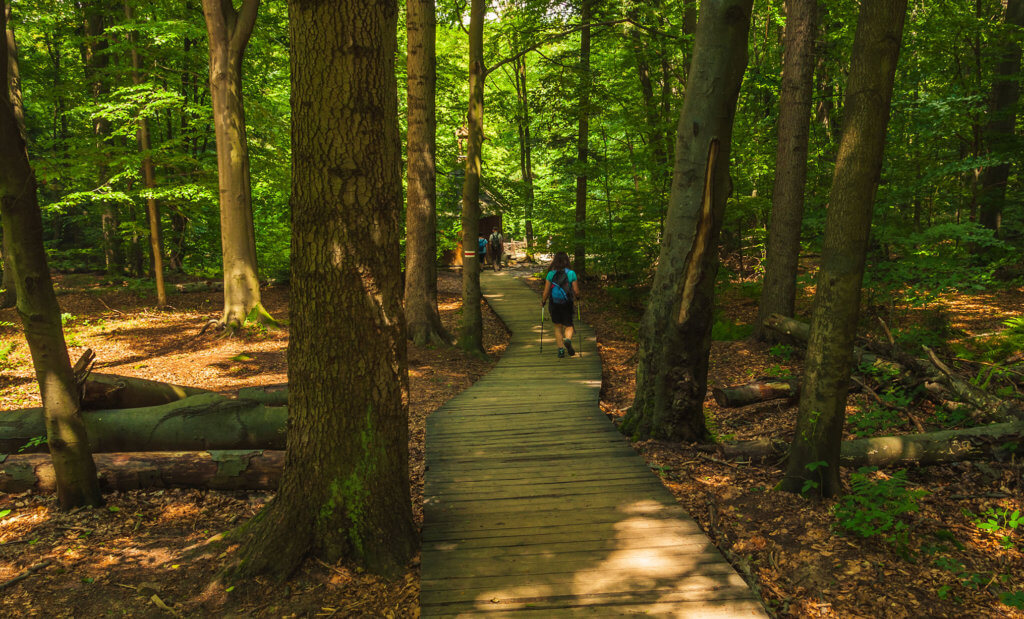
[477,232,488,264]
[488,227,504,271]
[541,251,581,358]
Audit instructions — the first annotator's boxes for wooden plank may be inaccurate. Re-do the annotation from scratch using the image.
[421,520,704,549]
[422,501,687,530]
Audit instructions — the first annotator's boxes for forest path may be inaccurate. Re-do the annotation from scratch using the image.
[420,271,766,617]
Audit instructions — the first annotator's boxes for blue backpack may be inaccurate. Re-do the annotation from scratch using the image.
[550,269,572,304]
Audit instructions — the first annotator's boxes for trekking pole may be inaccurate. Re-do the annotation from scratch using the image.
[539,304,545,354]
[577,300,583,358]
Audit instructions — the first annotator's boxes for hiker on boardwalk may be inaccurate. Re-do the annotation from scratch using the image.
[541,251,581,358]
[488,227,504,271]
[477,232,488,264]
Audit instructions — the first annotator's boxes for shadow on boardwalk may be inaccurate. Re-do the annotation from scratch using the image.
[420,272,766,617]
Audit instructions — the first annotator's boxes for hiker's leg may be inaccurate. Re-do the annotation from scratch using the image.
[564,325,575,342]
[553,323,565,342]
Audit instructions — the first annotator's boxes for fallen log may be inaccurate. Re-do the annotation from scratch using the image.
[0,450,283,493]
[82,373,211,409]
[763,313,1023,421]
[714,421,1024,468]
[0,393,287,454]
[712,379,798,407]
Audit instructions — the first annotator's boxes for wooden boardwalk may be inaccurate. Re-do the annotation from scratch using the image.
[421,271,766,617]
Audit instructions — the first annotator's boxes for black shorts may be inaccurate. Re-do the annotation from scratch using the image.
[548,301,574,327]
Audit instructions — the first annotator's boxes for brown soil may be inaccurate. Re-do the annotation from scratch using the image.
[0,270,508,617]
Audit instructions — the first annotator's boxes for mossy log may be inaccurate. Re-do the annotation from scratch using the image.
[0,450,283,493]
[712,378,798,407]
[714,421,1024,468]
[0,392,287,454]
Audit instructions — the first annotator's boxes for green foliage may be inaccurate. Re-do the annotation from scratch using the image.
[0,341,14,368]
[970,506,1022,549]
[833,467,927,557]
[711,314,753,342]
[768,343,794,361]
[19,435,48,453]
[0,509,10,520]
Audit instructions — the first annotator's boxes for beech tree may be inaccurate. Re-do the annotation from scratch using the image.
[0,5,102,509]
[230,0,415,578]
[2,2,21,308]
[780,0,908,498]
[201,0,275,331]
[405,0,452,346]
[622,0,754,442]
[573,0,592,276]
[459,0,486,356]
[755,0,817,341]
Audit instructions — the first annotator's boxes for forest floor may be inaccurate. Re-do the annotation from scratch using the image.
[0,270,508,617]
[2,265,1023,617]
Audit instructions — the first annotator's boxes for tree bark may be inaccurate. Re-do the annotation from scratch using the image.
[717,421,1024,469]
[977,0,1024,235]
[230,0,415,580]
[755,0,817,341]
[201,0,274,331]
[124,3,166,306]
[623,0,754,443]
[81,372,211,409]
[459,0,486,356]
[1,4,21,308]
[405,0,452,347]
[1,450,283,494]
[0,4,102,509]
[0,393,287,454]
[573,0,592,276]
[780,0,907,498]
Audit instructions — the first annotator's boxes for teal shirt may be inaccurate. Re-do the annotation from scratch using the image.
[546,268,578,284]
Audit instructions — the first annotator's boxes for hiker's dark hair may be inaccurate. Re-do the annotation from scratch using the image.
[549,251,570,272]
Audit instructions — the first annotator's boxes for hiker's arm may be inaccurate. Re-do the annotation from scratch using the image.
[572,280,581,299]
[541,280,551,305]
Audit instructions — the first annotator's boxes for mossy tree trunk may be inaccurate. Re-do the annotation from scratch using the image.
[755,0,817,341]
[405,0,452,347]
[201,0,274,331]
[623,0,753,443]
[780,0,907,498]
[124,3,166,307]
[0,4,102,509]
[459,0,486,356]
[230,0,415,579]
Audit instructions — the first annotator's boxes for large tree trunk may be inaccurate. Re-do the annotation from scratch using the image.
[755,0,817,341]
[230,0,415,580]
[405,0,452,347]
[201,0,274,331]
[458,0,486,356]
[573,0,592,276]
[780,0,907,498]
[1,3,22,308]
[977,0,1024,235]
[124,3,166,306]
[623,0,754,443]
[0,5,102,509]
[1,450,283,494]
[0,393,287,454]
[717,421,1024,469]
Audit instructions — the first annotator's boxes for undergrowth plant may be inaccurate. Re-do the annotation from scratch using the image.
[834,467,927,558]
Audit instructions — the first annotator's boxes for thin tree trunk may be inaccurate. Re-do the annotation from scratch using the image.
[573,0,592,276]
[2,4,20,307]
[780,0,907,498]
[978,0,1024,235]
[83,3,122,277]
[405,0,452,347]
[0,5,102,509]
[755,0,817,341]
[459,0,486,356]
[230,0,415,580]
[623,0,754,443]
[201,0,274,331]
[124,3,166,306]
[513,52,536,258]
